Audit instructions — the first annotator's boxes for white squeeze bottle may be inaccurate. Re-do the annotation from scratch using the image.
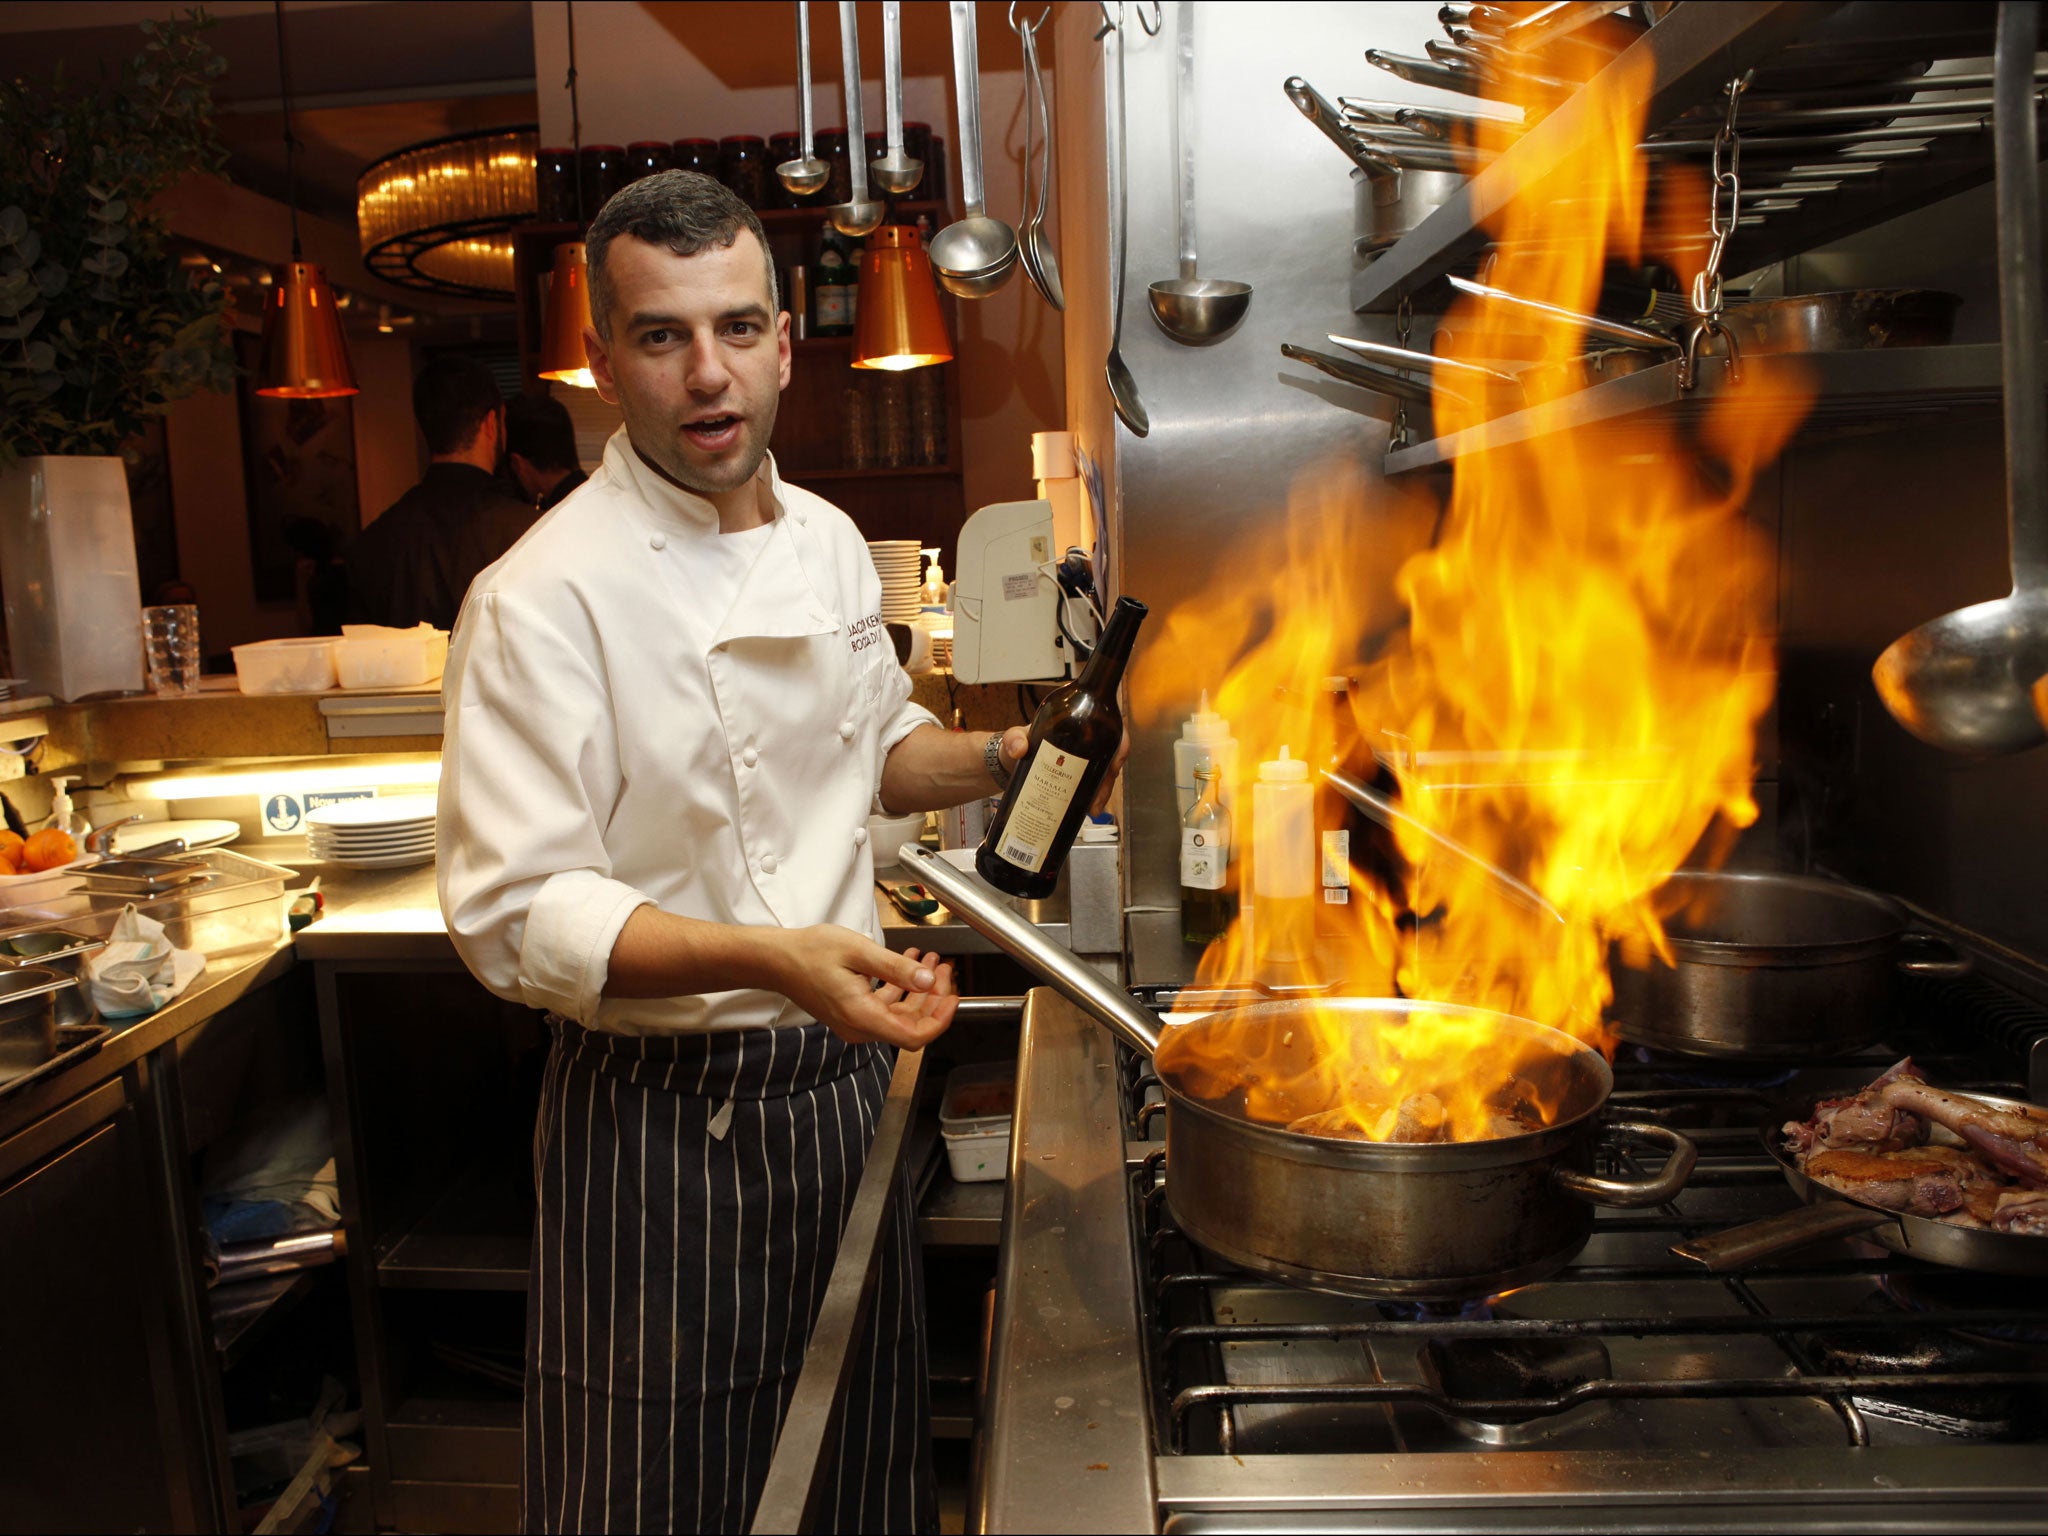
[1252,747,1315,990]
[1174,692,1238,821]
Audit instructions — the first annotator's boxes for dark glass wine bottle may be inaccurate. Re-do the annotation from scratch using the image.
[976,595,1149,899]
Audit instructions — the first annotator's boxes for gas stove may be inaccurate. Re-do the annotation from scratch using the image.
[973,987,2048,1533]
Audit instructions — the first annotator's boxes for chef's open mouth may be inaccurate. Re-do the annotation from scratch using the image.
[682,414,743,448]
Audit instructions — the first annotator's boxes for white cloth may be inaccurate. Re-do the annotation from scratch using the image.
[86,905,206,1017]
[437,430,938,1035]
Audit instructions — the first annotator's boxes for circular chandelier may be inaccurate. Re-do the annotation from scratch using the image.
[357,126,537,299]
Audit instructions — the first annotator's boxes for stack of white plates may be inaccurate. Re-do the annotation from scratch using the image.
[868,540,924,624]
[305,795,438,869]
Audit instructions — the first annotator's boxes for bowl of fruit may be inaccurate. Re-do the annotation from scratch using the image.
[0,830,91,909]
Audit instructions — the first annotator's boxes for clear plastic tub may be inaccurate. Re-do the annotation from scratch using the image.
[334,625,449,689]
[232,637,338,694]
[940,1060,1016,1184]
[0,849,291,957]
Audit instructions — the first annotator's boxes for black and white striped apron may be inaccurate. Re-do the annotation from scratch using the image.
[524,1019,936,1534]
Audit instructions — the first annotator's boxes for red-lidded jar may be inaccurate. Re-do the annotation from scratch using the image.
[718,135,770,208]
[670,138,719,178]
[625,140,673,182]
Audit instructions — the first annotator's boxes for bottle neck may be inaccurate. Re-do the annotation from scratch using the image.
[1076,596,1146,692]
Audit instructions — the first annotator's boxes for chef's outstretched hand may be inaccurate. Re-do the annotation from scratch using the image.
[774,929,957,1049]
[998,725,1129,815]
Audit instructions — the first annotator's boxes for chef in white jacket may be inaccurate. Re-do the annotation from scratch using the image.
[437,173,1108,1535]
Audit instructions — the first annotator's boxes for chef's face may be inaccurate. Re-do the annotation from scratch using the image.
[584,230,790,498]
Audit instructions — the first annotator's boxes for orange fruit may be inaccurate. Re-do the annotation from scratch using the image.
[0,831,21,854]
[22,829,78,872]
[0,844,22,875]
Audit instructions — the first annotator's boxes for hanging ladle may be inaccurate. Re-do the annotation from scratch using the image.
[1103,2,1148,433]
[930,0,1020,297]
[826,0,885,237]
[1873,0,2048,755]
[870,1,923,194]
[1014,3,1065,309]
[1148,0,1250,342]
[776,1,830,197]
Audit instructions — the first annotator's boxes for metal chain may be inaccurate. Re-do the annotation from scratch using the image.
[1680,72,1750,390]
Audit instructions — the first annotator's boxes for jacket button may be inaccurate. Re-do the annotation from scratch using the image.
[838,719,855,741]
[742,747,760,768]
[852,826,868,846]
[760,853,779,875]
[649,533,666,551]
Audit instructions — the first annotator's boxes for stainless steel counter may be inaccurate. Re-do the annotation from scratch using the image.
[291,854,1072,960]
[977,989,1156,1533]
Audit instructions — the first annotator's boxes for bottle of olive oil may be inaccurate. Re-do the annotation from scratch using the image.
[977,596,1148,899]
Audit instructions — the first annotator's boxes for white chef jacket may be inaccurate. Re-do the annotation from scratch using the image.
[436,427,939,1034]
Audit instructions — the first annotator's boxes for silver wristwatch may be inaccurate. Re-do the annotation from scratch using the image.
[984,731,1014,791]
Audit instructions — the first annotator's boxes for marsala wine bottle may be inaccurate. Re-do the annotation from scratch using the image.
[976,595,1149,900]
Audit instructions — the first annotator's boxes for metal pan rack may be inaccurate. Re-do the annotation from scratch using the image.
[1349,1,2023,314]
[1312,1,2043,472]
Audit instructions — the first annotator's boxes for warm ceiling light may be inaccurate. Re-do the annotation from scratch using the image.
[538,241,598,388]
[256,260,359,398]
[852,225,952,371]
[258,0,356,398]
[357,127,538,298]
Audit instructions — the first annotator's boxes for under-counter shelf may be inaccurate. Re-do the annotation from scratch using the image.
[918,1169,1005,1248]
[1380,343,2004,473]
[376,1160,531,1292]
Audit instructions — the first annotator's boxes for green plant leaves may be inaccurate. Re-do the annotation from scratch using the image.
[0,10,233,463]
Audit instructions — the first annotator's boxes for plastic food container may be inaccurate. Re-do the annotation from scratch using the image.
[334,624,449,689]
[940,1060,1016,1183]
[232,637,338,694]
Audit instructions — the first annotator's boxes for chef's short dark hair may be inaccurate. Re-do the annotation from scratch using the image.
[584,170,778,340]
[412,355,505,456]
[505,392,581,473]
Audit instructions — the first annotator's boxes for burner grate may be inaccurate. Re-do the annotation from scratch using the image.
[1122,1020,2048,1464]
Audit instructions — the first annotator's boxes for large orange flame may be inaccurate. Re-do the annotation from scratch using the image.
[1136,32,1812,1142]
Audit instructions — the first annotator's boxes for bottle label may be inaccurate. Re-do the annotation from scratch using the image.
[995,743,1088,873]
[1181,825,1226,891]
[816,288,851,329]
[1321,829,1350,888]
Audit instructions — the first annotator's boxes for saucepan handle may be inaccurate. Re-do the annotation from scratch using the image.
[1896,930,1973,978]
[898,844,1164,1056]
[1552,1120,1698,1208]
[1670,1200,1895,1271]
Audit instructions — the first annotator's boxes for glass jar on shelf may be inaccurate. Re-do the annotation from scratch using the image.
[719,136,770,208]
[626,141,672,182]
[909,363,948,466]
[841,379,873,471]
[578,145,628,218]
[671,138,719,177]
[873,371,911,468]
[536,146,578,223]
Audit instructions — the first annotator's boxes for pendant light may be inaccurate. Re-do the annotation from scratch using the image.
[852,225,953,371]
[537,1,599,388]
[255,0,357,398]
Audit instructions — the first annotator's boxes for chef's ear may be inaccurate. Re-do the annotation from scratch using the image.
[775,308,792,392]
[584,321,621,407]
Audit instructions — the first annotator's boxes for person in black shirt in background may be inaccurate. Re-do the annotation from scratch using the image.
[504,392,588,513]
[347,356,539,630]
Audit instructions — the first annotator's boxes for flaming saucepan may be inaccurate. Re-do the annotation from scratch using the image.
[905,845,1695,1300]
